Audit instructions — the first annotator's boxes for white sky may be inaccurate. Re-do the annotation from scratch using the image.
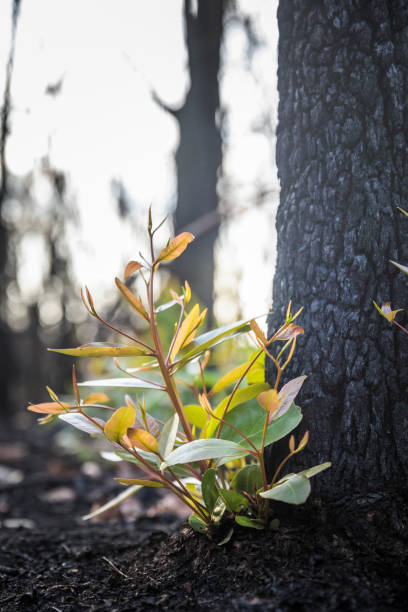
[0,0,278,326]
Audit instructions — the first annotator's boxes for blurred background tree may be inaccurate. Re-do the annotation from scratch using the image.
[0,1,278,424]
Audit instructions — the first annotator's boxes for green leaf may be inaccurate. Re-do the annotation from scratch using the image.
[201,468,219,514]
[78,377,163,390]
[297,462,331,479]
[116,448,160,468]
[246,351,265,385]
[59,413,105,435]
[230,464,262,495]
[158,414,180,459]
[206,382,270,438]
[210,362,251,395]
[217,488,250,513]
[115,478,163,487]
[260,474,311,505]
[82,484,142,520]
[161,438,246,469]
[390,260,408,276]
[219,403,302,450]
[188,513,208,534]
[235,516,265,530]
[175,318,260,365]
[184,404,208,429]
[49,343,147,357]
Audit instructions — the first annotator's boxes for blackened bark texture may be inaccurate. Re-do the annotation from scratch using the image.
[268,0,408,497]
[171,0,225,314]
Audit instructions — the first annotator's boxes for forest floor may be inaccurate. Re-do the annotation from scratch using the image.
[0,425,407,611]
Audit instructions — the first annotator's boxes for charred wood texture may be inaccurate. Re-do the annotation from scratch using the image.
[267,0,408,496]
[171,0,225,314]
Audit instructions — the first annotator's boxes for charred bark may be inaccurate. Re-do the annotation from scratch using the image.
[267,0,408,497]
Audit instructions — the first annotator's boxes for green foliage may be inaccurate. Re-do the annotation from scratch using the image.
[28,210,330,539]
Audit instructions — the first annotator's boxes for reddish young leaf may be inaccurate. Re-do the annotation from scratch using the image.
[115,277,149,321]
[27,402,71,414]
[124,261,142,280]
[275,324,304,341]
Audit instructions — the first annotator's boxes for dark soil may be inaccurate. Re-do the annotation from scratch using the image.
[0,427,407,611]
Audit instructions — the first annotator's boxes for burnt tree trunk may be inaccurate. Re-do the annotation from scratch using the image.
[171,0,225,314]
[267,0,408,497]
[0,0,21,415]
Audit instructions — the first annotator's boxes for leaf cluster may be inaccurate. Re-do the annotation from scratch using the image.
[28,210,330,540]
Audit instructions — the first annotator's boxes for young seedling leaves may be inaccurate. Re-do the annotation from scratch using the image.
[274,375,307,420]
[126,428,159,453]
[157,232,195,263]
[27,401,71,414]
[124,260,142,280]
[218,403,302,452]
[161,438,247,470]
[115,277,149,321]
[104,406,135,443]
[209,362,252,396]
[235,516,265,530]
[230,464,262,495]
[260,473,311,505]
[246,351,265,385]
[206,382,270,438]
[82,484,142,521]
[274,324,304,341]
[201,468,219,514]
[49,343,148,358]
[83,393,110,405]
[297,462,331,479]
[59,413,105,435]
[184,404,208,429]
[373,300,403,322]
[170,304,206,360]
[158,414,180,459]
[78,377,164,390]
[116,448,161,468]
[188,513,208,534]
[115,478,163,487]
[257,388,280,418]
[217,488,250,513]
[174,318,258,365]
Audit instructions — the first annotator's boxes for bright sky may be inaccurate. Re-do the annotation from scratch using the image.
[0,0,278,327]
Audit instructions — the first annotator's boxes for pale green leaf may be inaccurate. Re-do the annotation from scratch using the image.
[49,343,147,357]
[210,362,251,395]
[161,438,245,469]
[78,377,163,390]
[59,413,105,435]
[260,473,311,504]
[235,516,265,530]
[82,485,142,520]
[158,414,180,459]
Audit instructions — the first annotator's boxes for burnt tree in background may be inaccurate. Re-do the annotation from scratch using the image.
[166,0,226,314]
[267,0,408,496]
[0,0,21,415]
